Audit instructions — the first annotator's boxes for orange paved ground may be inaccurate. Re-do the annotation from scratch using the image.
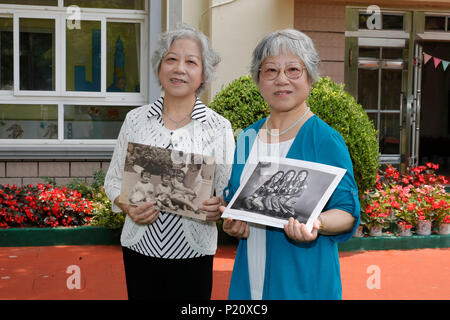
[0,245,449,300]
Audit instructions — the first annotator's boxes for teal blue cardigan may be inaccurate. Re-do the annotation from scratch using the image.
[223,115,360,300]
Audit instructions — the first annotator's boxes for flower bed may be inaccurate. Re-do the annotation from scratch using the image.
[359,163,450,237]
[0,183,93,228]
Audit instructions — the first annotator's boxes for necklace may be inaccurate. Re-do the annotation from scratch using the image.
[163,109,191,129]
[265,107,310,137]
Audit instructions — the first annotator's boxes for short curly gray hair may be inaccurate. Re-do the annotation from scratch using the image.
[250,29,321,85]
[151,24,220,95]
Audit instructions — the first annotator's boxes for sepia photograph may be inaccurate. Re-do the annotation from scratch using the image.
[222,156,347,231]
[119,142,216,220]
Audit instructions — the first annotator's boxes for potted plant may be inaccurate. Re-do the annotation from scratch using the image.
[360,189,391,236]
[427,186,450,235]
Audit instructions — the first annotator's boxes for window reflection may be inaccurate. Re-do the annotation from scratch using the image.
[64,105,136,139]
[358,69,378,110]
[107,22,140,93]
[358,13,404,30]
[381,69,402,110]
[0,104,57,139]
[66,20,101,92]
[0,17,13,90]
[380,113,400,154]
[19,18,55,91]
[425,16,446,32]
[382,14,403,30]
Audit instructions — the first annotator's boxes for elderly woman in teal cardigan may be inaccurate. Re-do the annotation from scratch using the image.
[219,29,360,300]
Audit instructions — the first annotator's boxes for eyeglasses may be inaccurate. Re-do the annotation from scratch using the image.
[259,63,305,81]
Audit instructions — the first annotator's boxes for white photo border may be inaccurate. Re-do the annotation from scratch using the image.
[221,156,347,232]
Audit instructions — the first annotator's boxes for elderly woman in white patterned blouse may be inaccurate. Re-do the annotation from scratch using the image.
[104,25,235,300]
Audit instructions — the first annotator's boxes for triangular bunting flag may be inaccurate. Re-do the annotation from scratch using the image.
[433,57,442,68]
[423,53,432,64]
[442,60,450,71]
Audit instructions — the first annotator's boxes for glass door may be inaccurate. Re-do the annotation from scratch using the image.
[345,8,411,170]
[356,41,408,167]
[409,43,422,167]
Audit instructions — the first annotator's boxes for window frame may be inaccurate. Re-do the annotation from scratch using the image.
[0,1,150,159]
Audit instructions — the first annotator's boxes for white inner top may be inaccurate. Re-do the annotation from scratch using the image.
[240,135,294,300]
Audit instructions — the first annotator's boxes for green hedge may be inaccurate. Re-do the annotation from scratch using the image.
[307,77,379,194]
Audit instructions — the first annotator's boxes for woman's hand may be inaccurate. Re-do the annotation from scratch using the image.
[222,218,250,238]
[201,196,222,222]
[118,200,160,225]
[219,204,250,238]
[283,217,320,242]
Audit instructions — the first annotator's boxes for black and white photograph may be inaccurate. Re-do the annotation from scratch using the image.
[222,156,346,231]
[119,142,216,220]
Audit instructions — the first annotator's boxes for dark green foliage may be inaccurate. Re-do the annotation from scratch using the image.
[209,75,270,134]
[307,77,379,194]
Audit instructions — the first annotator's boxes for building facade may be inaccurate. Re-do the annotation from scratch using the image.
[1,0,449,186]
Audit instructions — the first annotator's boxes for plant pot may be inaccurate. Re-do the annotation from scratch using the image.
[416,220,432,236]
[438,223,449,235]
[353,225,364,238]
[369,225,382,237]
[397,222,412,237]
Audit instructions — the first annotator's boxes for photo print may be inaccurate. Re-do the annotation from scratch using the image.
[222,156,346,231]
[119,142,216,220]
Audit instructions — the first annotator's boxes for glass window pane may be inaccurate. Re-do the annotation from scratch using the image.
[0,104,57,139]
[64,105,136,139]
[19,18,55,91]
[107,22,140,93]
[359,47,380,58]
[425,16,446,32]
[382,48,403,59]
[380,69,402,110]
[366,112,378,135]
[380,113,400,154]
[66,20,101,92]
[0,17,13,90]
[382,14,404,30]
[359,13,371,29]
[0,0,57,5]
[64,0,144,10]
[358,69,378,110]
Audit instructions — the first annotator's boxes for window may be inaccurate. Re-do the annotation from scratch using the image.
[0,104,58,139]
[64,0,145,10]
[66,20,101,92]
[357,46,406,155]
[424,15,449,32]
[19,18,55,91]
[0,17,13,90]
[0,0,58,5]
[106,22,141,93]
[359,12,404,30]
[0,1,147,151]
[64,105,135,139]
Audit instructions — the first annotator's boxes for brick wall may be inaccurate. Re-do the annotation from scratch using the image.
[294,1,346,83]
[0,161,110,187]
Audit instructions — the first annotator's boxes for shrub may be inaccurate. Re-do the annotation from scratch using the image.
[0,183,92,228]
[210,75,379,195]
[65,170,125,229]
[209,75,270,135]
[307,77,379,195]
